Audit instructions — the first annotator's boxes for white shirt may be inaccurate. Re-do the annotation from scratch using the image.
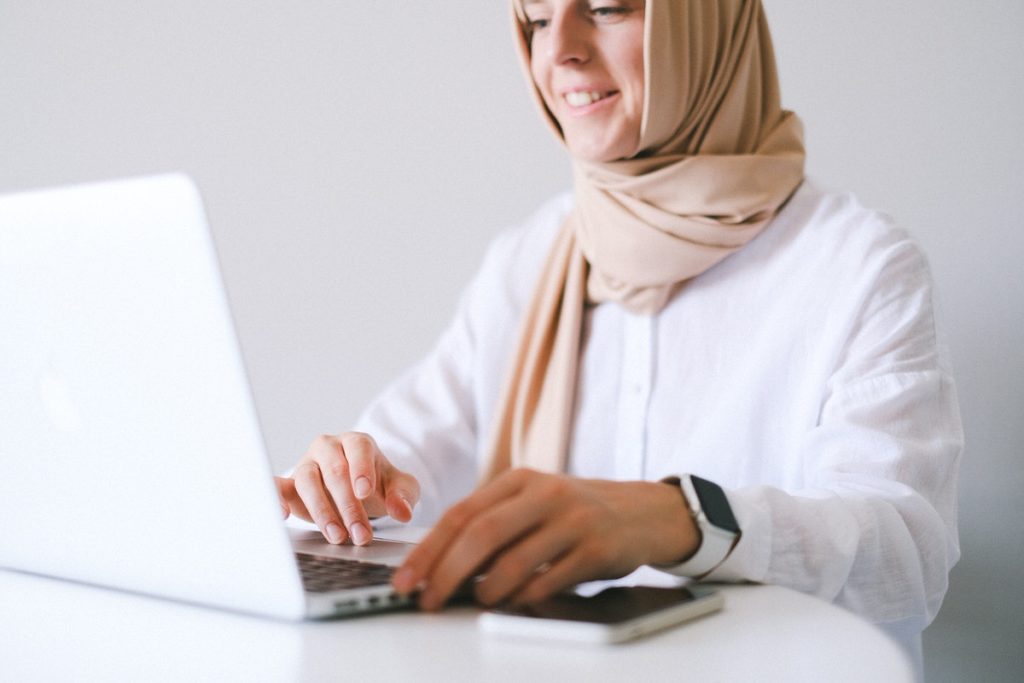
[355,180,962,665]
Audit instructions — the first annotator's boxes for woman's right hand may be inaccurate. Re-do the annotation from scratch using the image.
[274,432,420,546]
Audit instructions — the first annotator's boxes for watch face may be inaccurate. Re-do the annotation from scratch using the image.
[691,475,740,534]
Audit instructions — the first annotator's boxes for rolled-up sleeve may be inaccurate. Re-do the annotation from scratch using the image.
[705,235,962,647]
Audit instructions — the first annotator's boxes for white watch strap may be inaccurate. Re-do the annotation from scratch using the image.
[657,475,738,578]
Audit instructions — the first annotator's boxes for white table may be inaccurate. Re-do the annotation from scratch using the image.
[0,567,912,682]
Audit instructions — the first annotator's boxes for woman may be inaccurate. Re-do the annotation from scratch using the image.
[276,0,961,667]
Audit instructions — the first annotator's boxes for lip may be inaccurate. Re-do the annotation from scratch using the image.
[558,89,620,117]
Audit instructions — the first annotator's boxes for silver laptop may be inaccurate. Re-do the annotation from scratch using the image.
[0,174,416,619]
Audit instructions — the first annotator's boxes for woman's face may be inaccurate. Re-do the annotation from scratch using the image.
[523,0,645,163]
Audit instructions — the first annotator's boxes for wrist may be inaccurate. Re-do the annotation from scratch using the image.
[643,480,702,566]
[654,475,741,578]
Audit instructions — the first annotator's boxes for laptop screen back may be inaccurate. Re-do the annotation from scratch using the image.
[0,174,305,618]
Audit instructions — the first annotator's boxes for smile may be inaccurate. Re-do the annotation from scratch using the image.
[563,90,616,109]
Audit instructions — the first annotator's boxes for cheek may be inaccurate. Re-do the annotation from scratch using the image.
[620,29,646,118]
[630,79,645,120]
[627,58,645,115]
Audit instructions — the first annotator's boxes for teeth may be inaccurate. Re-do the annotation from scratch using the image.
[565,91,606,108]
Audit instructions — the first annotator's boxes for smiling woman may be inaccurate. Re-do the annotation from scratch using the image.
[275,0,961,675]
[521,0,646,162]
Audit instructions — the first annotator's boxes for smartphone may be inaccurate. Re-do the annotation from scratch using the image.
[478,585,723,644]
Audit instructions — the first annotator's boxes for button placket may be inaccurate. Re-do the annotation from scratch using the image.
[614,313,654,481]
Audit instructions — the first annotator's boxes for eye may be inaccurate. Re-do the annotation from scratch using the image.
[590,3,633,21]
[522,5,551,32]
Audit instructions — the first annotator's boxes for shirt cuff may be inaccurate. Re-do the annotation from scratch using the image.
[701,486,773,583]
[650,484,773,582]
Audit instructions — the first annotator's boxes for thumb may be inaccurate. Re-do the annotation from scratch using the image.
[384,470,420,523]
[275,476,311,522]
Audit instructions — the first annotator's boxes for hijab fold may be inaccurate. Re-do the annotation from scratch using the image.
[482,0,806,482]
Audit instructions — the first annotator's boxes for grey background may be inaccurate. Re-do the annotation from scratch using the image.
[1,1,1020,680]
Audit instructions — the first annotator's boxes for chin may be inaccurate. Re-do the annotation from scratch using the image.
[566,142,618,164]
[564,132,636,164]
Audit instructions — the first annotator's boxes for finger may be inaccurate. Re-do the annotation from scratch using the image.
[276,478,291,518]
[292,462,347,544]
[393,470,533,596]
[338,432,379,501]
[510,542,613,605]
[418,500,545,610]
[383,468,420,523]
[472,522,576,606]
[415,480,557,609]
[311,437,373,546]
[275,477,312,521]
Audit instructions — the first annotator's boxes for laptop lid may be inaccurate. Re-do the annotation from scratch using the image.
[0,174,306,619]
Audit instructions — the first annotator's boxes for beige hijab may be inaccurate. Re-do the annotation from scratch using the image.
[481,0,806,482]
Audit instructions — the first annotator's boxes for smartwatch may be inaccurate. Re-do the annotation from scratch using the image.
[658,475,741,578]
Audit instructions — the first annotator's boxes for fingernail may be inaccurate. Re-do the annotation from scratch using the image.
[325,522,343,544]
[350,521,371,546]
[354,476,371,499]
[395,491,413,517]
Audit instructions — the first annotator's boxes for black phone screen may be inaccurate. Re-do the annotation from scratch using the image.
[491,586,710,625]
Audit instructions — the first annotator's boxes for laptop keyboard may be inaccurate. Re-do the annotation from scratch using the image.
[296,552,396,593]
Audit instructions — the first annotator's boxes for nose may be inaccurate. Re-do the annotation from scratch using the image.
[546,13,590,65]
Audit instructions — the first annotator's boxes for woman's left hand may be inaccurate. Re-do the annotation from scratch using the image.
[391,468,700,610]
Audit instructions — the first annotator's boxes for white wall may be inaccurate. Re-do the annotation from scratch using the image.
[765,3,1024,680]
[1,2,1020,680]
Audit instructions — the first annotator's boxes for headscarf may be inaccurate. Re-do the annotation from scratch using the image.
[481,0,806,482]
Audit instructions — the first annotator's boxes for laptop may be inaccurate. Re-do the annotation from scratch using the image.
[0,173,417,619]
